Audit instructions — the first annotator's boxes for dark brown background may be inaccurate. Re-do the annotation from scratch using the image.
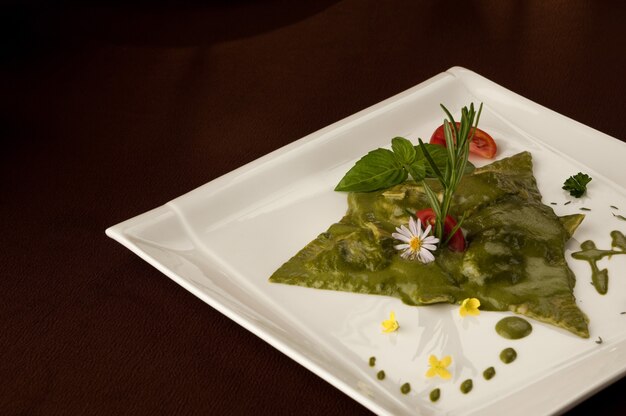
[2,1,625,414]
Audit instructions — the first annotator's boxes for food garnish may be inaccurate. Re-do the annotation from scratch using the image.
[381,311,399,333]
[334,137,471,193]
[416,208,466,252]
[426,354,452,380]
[562,172,592,197]
[392,217,439,263]
[459,298,481,317]
[430,122,497,159]
[418,103,482,242]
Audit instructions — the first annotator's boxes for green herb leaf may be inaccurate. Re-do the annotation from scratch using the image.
[442,210,467,246]
[406,159,426,182]
[391,137,416,165]
[335,148,406,192]
[563,172,592,198]
[415,139,448,180]
[414,143,474,178]
[417,139,444,181]
[422,181,442,219]
[392,137,426,181]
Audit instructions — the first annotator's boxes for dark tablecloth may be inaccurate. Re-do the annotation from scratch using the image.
[2,1,625,414]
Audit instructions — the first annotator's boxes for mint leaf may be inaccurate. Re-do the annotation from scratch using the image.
[391,137,416,165]
[335,148,407,192]
[563,172,592,198]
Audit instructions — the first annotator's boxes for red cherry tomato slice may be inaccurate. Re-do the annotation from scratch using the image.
[429,122,497,159]
[416,208,466,252]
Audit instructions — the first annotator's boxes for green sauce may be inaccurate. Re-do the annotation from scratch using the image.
[270,152,591,338]
[460,379,473,394]
[500,347,517,364]
[429,388,440,402]
[369,356,376,367]
[400,382,411,394]
[376,370,385,380]
[495,317,533,339]
[571,231,626,295]
[483,366,496,380]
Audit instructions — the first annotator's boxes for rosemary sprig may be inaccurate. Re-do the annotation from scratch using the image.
[418,103,483,241]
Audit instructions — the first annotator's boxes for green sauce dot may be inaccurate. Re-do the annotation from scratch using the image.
[376,370,385,380]
[500,347,517,364]
[495,317,532,340]
[460,379,473,394]
[483,366,496,380]
[429,388,440,402]
[400,382,411,394]
[369,356,376,367]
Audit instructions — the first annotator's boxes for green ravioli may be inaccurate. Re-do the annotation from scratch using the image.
[270,152,589,338]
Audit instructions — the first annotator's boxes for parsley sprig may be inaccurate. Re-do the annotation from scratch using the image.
[418,103,483,241]
[562,172,592,198]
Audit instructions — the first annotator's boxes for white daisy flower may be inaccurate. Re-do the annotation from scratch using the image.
[392,217,439,263]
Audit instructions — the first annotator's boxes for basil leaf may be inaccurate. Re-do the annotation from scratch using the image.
[392,137,426,181]
[335,148,407,192]
[391,137,416,165]
[415,143,474,178]
[415,143,447,178]
[407,159,426,181]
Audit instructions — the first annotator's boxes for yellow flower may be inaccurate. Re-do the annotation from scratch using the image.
[459,297,481,317]
[425,354,452,380]
[381,311,399,333]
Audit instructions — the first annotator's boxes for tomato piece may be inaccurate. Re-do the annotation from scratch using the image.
[429,122,497,159]
[416,208,466,252]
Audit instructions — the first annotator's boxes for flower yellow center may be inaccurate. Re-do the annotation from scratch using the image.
[409,236,422,252]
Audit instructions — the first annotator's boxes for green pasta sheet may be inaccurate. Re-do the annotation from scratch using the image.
[270,152,589,338]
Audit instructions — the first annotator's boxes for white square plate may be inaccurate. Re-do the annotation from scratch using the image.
[107,67,626,415]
